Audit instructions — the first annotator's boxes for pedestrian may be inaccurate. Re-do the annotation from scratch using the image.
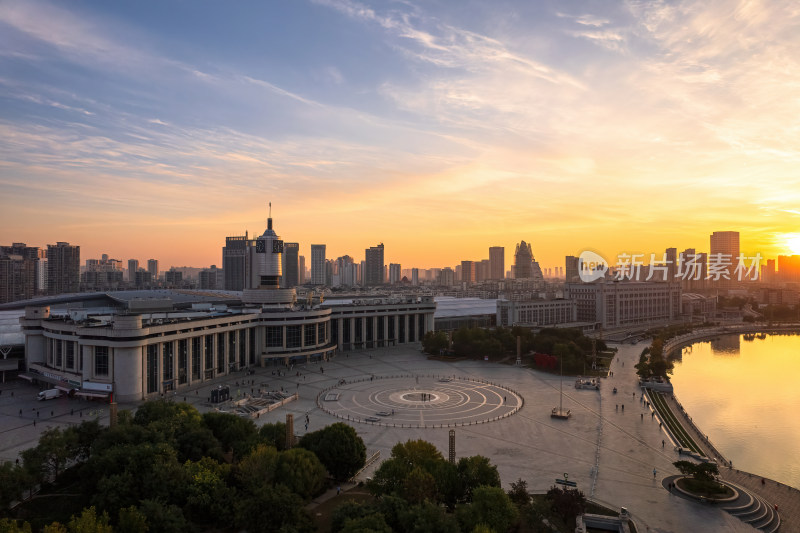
[762,478,765,486]
[616,404,618,411]
[621,404,624,412]
[662,440,665,448]
[337,486,341,496]
[653,468,657,478]
[641,413,644,420]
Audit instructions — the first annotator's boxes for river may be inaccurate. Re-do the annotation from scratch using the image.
[670,333,800,489]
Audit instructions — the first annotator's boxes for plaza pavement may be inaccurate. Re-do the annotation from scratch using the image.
[0,343,764,532]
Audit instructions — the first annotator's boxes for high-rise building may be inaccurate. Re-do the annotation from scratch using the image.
[333,255,356,287]
[514,241,534,279]
[127,259,139,282]
[364,243,385,286]
[222,234,250,291]
[164,268,183,287]
[461,261,475,284]
[0,243,39,303]
[411,268,419,285]
[35,248,47,294]
[680,248,706,291]
[565,256,580,282]
[199,265,222,289]
[709,231,740,287]
[147,259,159,281]
[389,263,401,284]
[46,242,80,296]
[475,259,490,282]
[489,247,505,280]
[778,255,800,283]
[82,254,123,291]
[665,248,678,282]
[762,258,777,284]
[438,267,455,286]
[311,245,326,285]
[282,242,300,288]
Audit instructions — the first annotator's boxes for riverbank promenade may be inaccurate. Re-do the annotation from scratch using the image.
[661,390,800,532]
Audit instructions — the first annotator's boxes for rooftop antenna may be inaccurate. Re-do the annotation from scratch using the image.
[268,201,272,230]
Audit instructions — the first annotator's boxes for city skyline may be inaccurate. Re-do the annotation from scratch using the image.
[3,1,800,268]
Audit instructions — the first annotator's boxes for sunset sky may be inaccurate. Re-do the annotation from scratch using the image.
[2,0,800,270]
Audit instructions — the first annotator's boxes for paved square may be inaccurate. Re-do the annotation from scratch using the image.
[0,343,755,532]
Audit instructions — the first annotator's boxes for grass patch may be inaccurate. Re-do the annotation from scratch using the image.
[676,478,734,499]
[649,392,703,455]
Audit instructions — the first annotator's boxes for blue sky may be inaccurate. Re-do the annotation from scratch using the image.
[2,0,800,269]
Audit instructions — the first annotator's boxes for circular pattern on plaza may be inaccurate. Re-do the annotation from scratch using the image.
[316,374,523,428]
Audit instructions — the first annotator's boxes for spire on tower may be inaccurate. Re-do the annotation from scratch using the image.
[268,201,273,230]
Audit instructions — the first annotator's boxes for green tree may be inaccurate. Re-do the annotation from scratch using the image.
[202,412,259,460]
[88,442,189,513]
[390,440,444,471]
[234,485,313,533]
[236,444,279,491]
[545,487,586,524]
[137,500,186,533]
[275,448,327,500]
[673,460,719,483]
[507,478,530,508]
[132,401,225,462]
[431,459,460,510]
[457,456,501,503]
[456,486,517,533]
[0,519,33,533]
[298,422,366,481]
[21,427,74,482]
[331,501,374,533]
[66,420,103,462]
[369,457,411,497]
[403,467,437,504]
[183,457,234,526]
[399,502,460,533]
[258,422,288,450]
[340,513,392,533]
[116,506,148,533]
[66,507,113,533]
[0,462,28,510]
[422,331,449,355]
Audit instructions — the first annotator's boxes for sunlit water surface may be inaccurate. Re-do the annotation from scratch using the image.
[670,333,800,489]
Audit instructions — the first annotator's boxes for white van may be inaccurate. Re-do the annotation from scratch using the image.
[37,389,60,401]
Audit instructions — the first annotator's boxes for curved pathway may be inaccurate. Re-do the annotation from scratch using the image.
[659,374,800,532]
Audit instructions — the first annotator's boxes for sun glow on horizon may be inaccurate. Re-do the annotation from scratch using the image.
[782,234,800,256]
